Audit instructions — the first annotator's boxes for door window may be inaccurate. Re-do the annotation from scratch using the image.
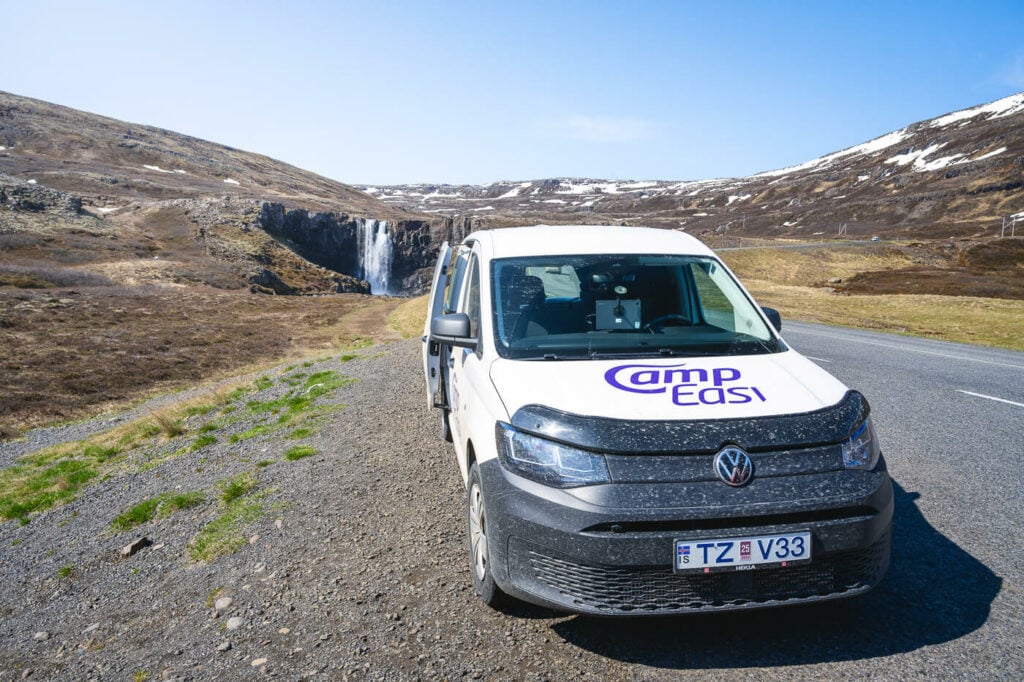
[464,255,482,339]
[444,249,470,314]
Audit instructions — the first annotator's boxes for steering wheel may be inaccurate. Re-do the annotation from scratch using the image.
[643,314,691,331]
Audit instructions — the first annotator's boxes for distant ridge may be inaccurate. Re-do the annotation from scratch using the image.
[365,92,1024,239]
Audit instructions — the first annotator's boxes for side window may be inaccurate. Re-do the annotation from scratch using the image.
[443,249,470,314]
[463,255,482,339]
[690,261,770,339]
[691,262,735,330]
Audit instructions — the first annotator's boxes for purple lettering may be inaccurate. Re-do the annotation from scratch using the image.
[712,367,741,386]
[726,387,752,404]
[699,387,726,405]
[672,385,699,406]
[664,367,707,384]
[604,363,685,394]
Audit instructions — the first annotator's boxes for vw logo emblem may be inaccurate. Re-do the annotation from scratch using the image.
[714,446,754,486]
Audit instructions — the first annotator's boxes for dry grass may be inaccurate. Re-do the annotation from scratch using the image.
[720,246,918,287]
[387,295,430,339]
[744,279,1024,351]
[0,287,383,434]
[721,243,1024,351]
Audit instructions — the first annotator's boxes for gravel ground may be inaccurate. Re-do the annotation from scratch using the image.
[1,338,1020,681]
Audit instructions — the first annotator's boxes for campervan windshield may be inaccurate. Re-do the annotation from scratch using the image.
[490,254,784,360]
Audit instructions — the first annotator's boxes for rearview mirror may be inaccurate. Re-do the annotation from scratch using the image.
[430,313,478,349]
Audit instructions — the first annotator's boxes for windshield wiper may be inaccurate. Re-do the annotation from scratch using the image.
[727,337,778,355]
[588,349,685,359]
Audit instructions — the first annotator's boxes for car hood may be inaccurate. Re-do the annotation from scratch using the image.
[489,350,848,421]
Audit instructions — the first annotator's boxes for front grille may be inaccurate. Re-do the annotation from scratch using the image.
[526,534,890,613]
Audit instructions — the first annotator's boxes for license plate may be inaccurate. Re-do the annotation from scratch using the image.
[674,531,812,573]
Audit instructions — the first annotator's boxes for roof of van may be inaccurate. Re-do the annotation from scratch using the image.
[466,225,716,259]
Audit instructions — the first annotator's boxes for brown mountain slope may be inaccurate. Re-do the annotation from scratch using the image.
[0,90,400,215]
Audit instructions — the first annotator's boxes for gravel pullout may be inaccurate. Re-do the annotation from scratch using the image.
[0,339,1019,680]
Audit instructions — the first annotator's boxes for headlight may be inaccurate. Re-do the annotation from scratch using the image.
[495,423,611,488]
[842,417,881,470]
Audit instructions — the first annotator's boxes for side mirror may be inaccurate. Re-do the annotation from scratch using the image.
[761,307,782,332]
[430,313,478,349]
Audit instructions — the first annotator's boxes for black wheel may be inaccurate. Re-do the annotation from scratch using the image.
[441,408,453,443]
[467,462,506,607]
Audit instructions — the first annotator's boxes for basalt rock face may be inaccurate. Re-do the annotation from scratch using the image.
[256,202,475,295]
[257,203,361,276]
[389,215,477,293]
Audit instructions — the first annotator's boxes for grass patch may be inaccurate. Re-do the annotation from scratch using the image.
[256,460,274,468]
[286,427,314,440]
[0,458,99,522]
[244,370,354,414]
[217,472,257,505]
[110,491,205,532]
[188,495,263,562]
[226,371,352,444]
[255,376,274,391]
[284,445,316,461]
[57,563,75,579]
[150,410,184,438]
[281,372,308,387]
[183,404,217,417]
[190,434,217,451]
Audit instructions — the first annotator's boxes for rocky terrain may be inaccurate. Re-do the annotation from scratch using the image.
[364,93,1024,241]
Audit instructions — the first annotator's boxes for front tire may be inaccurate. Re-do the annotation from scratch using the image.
[467,462,506,607]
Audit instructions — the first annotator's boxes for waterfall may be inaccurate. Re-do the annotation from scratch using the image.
[358,219,393,295]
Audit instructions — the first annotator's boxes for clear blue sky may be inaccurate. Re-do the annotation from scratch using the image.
[3,1,1023,185]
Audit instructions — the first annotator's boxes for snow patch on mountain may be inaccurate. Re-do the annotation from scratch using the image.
[971,147,1007,161]
[929,92,1024,128]
[757,128,912,178]
[497,182,532,199]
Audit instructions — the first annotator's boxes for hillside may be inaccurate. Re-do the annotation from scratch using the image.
[365,93,1024,240]
[0,91,395,213]
[0,91,455,295]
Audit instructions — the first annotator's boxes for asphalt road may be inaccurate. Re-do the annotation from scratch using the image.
[757,321,1024,674]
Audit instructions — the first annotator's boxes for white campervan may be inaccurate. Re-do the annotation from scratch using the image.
[422,225,892,615]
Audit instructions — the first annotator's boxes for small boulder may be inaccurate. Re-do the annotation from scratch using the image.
[120,537,151,557]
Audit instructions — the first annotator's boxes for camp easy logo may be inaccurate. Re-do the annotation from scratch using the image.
[604,363,767,407]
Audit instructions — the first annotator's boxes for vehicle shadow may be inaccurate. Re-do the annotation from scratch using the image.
[545,480,1001,668]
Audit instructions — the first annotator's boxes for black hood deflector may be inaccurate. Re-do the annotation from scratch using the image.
[509,391,867,454]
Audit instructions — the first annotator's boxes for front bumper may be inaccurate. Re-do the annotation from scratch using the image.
[478,457,893,615]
